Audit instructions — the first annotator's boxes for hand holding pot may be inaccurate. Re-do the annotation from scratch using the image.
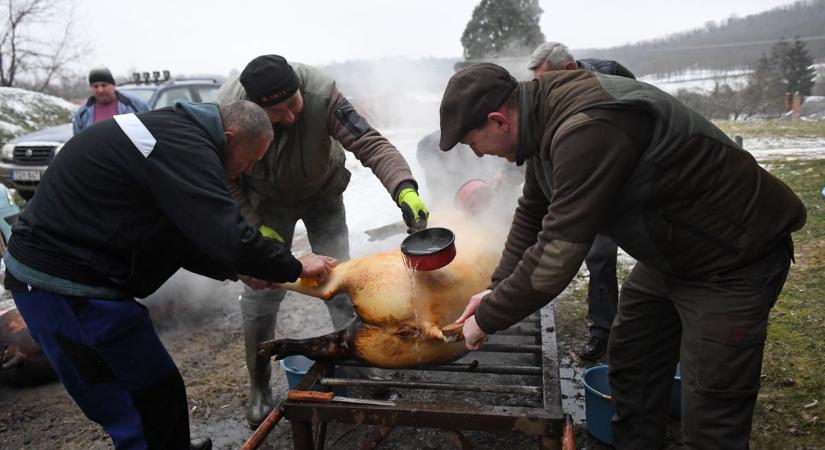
[397,188,429,233]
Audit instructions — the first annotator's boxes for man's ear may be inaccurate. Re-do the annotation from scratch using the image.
[224,130,236,145]
[487,111,510,130]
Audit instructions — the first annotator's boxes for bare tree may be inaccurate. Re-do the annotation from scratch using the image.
[0,0,86,91]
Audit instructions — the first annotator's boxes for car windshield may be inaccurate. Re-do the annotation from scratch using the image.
[118,87,155,103]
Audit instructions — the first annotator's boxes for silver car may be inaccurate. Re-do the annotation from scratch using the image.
[0,78,221,200]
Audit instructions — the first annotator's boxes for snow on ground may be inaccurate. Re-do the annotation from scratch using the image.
[641,68,752,94]
[641,63,825,95]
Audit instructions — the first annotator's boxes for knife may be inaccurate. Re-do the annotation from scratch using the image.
[287,390,395,406]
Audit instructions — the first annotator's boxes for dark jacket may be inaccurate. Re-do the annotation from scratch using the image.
[8,101,302,298]
[577,58,635,79]
[475,70,806,333]
[72,91,150,135]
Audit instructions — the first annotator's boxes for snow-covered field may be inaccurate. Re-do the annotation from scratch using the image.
[639,63,825,95]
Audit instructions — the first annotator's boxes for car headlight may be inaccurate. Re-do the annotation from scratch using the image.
[1,143,15,160]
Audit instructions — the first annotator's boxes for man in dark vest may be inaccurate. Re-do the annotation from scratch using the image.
[218,55,428,427]
[443,63,806,448]
[527,41,635,361]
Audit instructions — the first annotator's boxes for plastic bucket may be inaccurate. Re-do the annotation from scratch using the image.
[582,365,614,444]
[582,364,683,444]
[280,355,345,395]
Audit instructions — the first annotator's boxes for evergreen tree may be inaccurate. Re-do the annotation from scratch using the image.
[461,0,545,60]
[743,54,783,115]
[783,36,817,95]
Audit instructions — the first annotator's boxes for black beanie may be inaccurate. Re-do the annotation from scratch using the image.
[88,67,115,85]
[240,55,299,107]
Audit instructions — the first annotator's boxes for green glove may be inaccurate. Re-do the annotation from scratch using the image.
[259,224,285,243]
[397,188,429,233]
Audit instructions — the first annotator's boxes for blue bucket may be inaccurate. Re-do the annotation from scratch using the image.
[582,365,614,444]
[279,355,345,395]
[582,364,682,445]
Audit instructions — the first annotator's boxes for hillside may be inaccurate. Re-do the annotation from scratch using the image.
[577,0,825,77]
[0,87,76,146]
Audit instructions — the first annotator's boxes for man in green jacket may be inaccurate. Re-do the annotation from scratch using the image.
[217,54,428,427]
[443,63,806,449]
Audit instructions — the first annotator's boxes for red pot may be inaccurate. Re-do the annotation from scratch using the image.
[400,227,456,271]
[454,178,493,215]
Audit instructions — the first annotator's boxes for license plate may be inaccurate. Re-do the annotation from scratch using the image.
[11,170,41,181]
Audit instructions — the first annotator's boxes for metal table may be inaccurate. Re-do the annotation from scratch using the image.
[283,303,563,449]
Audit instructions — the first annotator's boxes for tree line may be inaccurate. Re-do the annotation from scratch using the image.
[675,36,818,119]
[579,0,825,77]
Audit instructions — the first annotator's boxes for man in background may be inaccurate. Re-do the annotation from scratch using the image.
[526,42,635,360]
[73,67,149,135]
[217,54,428,427]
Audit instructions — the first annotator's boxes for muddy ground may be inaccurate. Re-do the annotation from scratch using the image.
[0,258,645,450]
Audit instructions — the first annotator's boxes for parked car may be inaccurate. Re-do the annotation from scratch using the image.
[0,77,221,200]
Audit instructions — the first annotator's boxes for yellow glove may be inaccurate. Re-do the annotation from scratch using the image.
[258,224,285,243]
[397,188,429,233]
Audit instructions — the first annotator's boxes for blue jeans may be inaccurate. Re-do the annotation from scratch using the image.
[12,288,189,450]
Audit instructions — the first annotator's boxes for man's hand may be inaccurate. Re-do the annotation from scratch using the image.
[397,188,429,233]
[461,316,487,351]
[453,289,490,350]
[298,253,337,280]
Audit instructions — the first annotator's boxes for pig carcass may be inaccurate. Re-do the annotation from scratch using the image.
[0,307,56,386]
[259,219,505,368]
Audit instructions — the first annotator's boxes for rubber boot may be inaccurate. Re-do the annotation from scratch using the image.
[243,311,276,429]
[190,437,212,450]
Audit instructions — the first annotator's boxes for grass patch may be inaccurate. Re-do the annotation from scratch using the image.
[751,158,825,448]
[554,151,825,447]
[714,119,825,140]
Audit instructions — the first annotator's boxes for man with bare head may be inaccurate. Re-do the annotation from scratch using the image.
[5,99,335,450]
[526,41,636,361]
[73,67,149,134]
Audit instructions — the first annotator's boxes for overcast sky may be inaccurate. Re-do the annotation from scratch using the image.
[74,0,798,77]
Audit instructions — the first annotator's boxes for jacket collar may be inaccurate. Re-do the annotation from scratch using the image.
[516,81,541,165]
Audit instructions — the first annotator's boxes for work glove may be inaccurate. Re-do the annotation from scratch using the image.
[259,224,285,243]
[397,187,429,233]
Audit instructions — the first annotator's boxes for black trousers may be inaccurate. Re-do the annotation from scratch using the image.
[608,241,792,449]
[585,234,619,338]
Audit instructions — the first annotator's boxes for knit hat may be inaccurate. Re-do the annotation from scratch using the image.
[439,63,518,151]
[88,67,115,85]
[240,55,299,107]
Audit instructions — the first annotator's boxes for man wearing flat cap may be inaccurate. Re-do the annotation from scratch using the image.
[445,63,806,448]
[73,67,149,135]
[217,54,428,427]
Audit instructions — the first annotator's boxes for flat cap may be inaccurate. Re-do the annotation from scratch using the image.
[439,63,517,151]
